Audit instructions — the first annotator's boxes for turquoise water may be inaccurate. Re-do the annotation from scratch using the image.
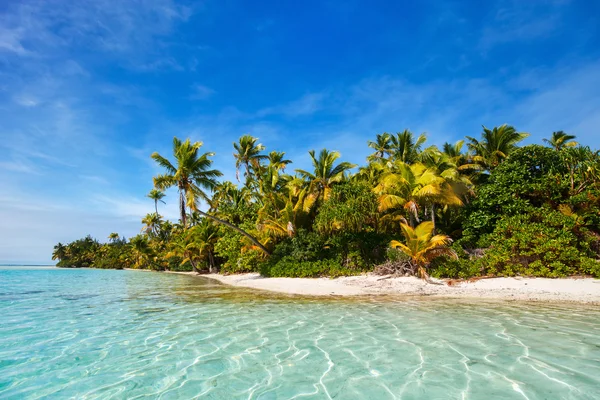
[1,268,599,399]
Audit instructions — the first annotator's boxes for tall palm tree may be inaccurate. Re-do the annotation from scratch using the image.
[543,131,578,151]
[295,149,357,212]
[233,135,268,182]
[466,124,528,171]
[390,130,427,163]
[367,132,392,161]
[390,221,457,281]
[147,189,166,214]
[152,136,270,255]
[108,233,119,243]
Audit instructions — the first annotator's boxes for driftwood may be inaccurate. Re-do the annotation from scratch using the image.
[373,260,445,285]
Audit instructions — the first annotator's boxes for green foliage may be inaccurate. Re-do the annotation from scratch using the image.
[314,182,378,234]
[214,223,263,273]
[55,236,101,268]
[327,232,390,269]
[475,210,599,277]
[270,229,330,262]
[462,145,567,243]
[53,131,600,281]
[430,258,481,279]
[261,257,360,278]
[429,243,480,279]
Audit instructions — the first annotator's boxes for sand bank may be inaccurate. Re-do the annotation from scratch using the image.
[165,271,600,303]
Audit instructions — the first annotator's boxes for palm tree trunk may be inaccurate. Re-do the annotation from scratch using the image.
[155,200,158,214]
[190,258,199,273]
[208,251,216,273]
[431,204,436,234]
[196,210,271,256]
[179,191,187,228]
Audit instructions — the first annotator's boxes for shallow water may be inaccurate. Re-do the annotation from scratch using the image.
[1,267,599,399]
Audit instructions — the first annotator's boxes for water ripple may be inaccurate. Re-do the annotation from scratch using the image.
[0,268,599,399]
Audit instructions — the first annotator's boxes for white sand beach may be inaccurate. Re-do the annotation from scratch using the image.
[166,271,600,303]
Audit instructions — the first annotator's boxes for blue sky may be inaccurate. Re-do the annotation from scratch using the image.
[1,0,599,263]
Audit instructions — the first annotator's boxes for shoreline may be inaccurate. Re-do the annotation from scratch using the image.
[156,270,600,304]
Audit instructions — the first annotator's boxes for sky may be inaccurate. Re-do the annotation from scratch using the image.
[1,0,599,264]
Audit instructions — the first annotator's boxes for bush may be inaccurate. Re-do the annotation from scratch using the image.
[475,210,599,277]
[261,256,361,278]
[271,229,330,262]
[327,232,390,269]
[214,222,263,273]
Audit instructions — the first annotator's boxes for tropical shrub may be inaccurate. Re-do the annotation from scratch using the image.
[261,257,360,278]
[314,182,378,235]
[475,211,599,277]
[214,227,263,273]
[461,145,566,244]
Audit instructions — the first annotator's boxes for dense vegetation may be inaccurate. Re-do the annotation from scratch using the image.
[53,129,600,279]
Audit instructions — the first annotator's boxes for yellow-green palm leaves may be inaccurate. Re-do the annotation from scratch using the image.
[295,149,356,212]
[233,135,268,183]
[466,124,528,171]
[375,162,463,227]
[147,189,166,214]
[151,137,223,228]
[390,221,457,279]
[543,131,577,151]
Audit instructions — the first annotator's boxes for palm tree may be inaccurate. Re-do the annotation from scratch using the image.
[295,149,357,212]
[233,135,268,182]
[141,213,162,237]
[267,151,292,172]
[152,136,270,255]
[543,131,578,151]
[108,233,120,243]
[52,243,68,261]
[191,219,220,273]
[390,130,427,163]
[367,132,392,161]
[375,162,463,228]
[466,124,528,171]
[147,189,166,214]
[390,221,457,281]
[130,235,152,269]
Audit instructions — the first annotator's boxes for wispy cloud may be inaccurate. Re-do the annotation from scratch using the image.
[189,84,215,100]
[257,92,327,118]
[479,0,566,50]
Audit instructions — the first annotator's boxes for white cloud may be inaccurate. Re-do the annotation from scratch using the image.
[189,84,215,100]
[257,92,326,118]
[479,0,567,50]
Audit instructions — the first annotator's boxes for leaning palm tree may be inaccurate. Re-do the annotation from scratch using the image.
[233,135,268,182]
[466,124,528,171]
[295,149,357,212]
[390,221,457,281]
[147,189,166,214]
[152,137,270,255]
[543,131,578,151]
